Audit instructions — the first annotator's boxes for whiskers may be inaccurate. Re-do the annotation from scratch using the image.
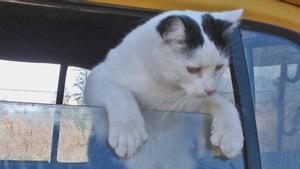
[215,68,228,90]
[159,93,192,123]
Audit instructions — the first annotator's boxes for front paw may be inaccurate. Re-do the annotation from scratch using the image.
[210,126,244,158]
[108,118,148,158]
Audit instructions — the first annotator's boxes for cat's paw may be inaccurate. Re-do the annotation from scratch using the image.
[108,118,148,158]
[210,126,244,158]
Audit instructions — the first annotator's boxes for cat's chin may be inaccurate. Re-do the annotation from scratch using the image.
[192,93,209,98]
[182,89,207,98]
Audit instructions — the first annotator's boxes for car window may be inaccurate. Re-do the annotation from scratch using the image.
[241,29,300,169]
[0,101,245,168]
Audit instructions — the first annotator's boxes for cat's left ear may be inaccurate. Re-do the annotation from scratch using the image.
[156,15,186,47]
[156,15,203,49]
[212,9,244,33]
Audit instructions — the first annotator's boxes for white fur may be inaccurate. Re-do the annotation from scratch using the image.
[84,9,244,169]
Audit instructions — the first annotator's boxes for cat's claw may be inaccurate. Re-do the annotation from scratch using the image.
[108,119,148,158]
[210,125,244,158]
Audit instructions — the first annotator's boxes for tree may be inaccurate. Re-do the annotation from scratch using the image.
[64,68,89,105]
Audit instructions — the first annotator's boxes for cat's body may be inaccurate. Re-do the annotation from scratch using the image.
[85,10,244,169]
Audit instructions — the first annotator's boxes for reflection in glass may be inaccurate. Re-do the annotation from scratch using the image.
[57,106,92,162]
[0,102,54,161]
[242,29,300,169]
[0,101,245,168]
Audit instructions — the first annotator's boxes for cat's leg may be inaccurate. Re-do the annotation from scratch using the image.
[199,94,244,158]
[85,76,148,158]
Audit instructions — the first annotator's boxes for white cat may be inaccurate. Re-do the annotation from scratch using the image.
[84,9,244,169]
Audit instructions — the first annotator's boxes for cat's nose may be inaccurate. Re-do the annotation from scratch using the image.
[205,89,216,96]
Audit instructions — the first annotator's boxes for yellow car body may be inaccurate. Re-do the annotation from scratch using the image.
[87,0,299,33]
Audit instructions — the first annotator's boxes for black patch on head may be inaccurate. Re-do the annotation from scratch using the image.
[201,14,232,50]
[156,15,204,51]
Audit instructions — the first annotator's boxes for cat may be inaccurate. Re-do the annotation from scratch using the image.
[84,9,244,169]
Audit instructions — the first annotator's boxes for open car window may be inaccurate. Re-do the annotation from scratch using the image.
[0,1,299,169]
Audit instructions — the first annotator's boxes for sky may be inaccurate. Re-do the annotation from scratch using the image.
[0,60,59,103]
[0,60,86,104]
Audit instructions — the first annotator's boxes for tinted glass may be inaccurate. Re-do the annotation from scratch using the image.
[0,102,54,161]
[241,29,300,169]
[0,101,245,168]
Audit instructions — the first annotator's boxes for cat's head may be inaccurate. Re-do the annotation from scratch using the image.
[153,9,243,97]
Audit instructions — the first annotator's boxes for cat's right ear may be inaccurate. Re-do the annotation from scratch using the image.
[156,16,186,48]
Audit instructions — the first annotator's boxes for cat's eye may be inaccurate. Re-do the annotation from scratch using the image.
[215,64,224,71]
[187,67,202,74]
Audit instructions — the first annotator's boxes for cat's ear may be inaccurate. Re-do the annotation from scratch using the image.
[211,9,244,33]
[156,15,203,49]
[156,16,186,47]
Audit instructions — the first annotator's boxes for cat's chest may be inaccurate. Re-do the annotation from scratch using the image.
[138,90,185,110]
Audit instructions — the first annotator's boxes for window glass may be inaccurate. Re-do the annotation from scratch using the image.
[0,101,245,168]
[63,67,90,105]
[0,102,54,161]
[241,29,300,169]
[57,106,92,162]
[0,60,60,104]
